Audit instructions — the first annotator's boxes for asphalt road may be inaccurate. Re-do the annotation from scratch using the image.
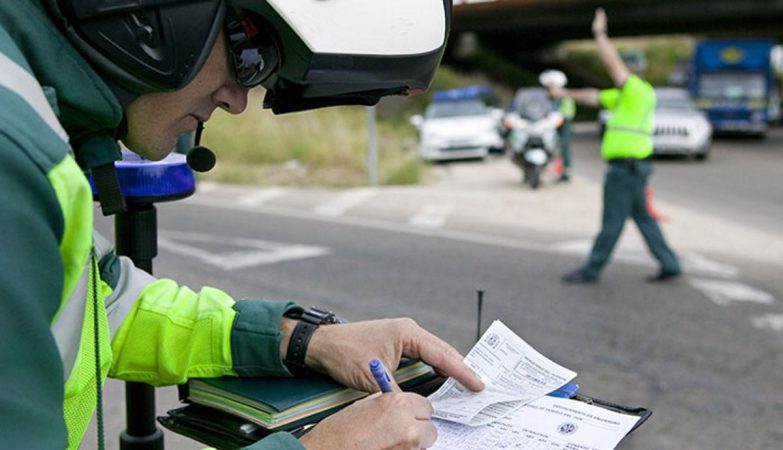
[572,126,783,239]
[86,128,783,450]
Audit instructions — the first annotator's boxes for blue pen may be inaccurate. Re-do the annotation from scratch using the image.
[369,359,394,393]
[548,383,580,399]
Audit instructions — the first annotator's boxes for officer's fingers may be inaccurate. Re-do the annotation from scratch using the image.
[403,393,434,421]
[404,327,484,392]
[416,419,438,449]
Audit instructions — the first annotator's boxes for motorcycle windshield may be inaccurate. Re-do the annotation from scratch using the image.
[510,88,553,121]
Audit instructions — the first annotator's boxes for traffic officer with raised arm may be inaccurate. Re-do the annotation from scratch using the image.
[548,8,682,283]
[0,1,484,449]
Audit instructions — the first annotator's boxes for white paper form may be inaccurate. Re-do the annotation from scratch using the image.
[429,321,576,426]
[431,395,641,450]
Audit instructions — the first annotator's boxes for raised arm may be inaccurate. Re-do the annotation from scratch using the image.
[549,87,600,107]
[592,8,629,87]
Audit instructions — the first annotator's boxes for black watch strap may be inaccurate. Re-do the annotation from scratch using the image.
[284,307,337,376]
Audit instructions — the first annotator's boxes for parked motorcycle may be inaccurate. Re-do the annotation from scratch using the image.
[504,88,563,189]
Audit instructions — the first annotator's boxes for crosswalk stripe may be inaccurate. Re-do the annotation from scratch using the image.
[751,314,783,332]
[158,230,330,270]
[196,181,219,193]
[314,188,378,216]
[236,187,286,206]
[409,204,454,228]
[689,278,775,306]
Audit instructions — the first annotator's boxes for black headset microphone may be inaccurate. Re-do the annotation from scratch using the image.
[186,122,217,172]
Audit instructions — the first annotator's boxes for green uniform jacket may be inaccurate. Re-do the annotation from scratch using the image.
[0,2,303,449]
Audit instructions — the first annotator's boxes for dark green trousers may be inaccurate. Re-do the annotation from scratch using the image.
[557,121,572,173]
[581,159,681,279]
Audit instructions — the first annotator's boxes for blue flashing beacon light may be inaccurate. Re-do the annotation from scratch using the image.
[431,85,495,102]
[90,149,196,203]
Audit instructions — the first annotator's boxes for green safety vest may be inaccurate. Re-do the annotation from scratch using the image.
[559,98,576,121]
[599,75,656,160]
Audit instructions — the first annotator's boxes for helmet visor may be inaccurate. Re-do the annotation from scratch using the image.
[224,9,278,88]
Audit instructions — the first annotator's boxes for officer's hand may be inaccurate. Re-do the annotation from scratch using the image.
[298,392,437,450]
[592,7,607,35]
[305,318,485,394]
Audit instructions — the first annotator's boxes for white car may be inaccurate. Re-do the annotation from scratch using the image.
[411,99,504,161]
[599,88,712,160]
[652,88,712,160]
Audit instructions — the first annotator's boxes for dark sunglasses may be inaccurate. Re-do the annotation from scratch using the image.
[224,9,279,88]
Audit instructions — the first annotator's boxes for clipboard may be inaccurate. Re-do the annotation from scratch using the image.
[159,377,652,450]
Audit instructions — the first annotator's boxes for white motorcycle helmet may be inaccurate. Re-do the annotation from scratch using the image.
[46,0,452,113]
[538,70,568,89]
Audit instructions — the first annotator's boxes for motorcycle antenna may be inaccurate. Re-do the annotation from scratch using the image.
[476,289,485,343]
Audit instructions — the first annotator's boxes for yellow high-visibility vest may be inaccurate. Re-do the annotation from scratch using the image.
[599,75,656,160]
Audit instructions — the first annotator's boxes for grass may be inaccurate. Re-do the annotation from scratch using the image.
[201,92,372,186]
[199,66,500,187]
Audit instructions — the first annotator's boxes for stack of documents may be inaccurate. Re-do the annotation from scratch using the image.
[431,395,643,450]
[429,321,645,450]
[187,359,434,431]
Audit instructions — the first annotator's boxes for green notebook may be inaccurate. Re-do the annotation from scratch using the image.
[188,359,435,431]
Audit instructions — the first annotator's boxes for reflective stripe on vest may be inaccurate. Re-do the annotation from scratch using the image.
[61,252,112,450]
[51,259,90,379]
[605,125,651,136]
[0,52,68,142]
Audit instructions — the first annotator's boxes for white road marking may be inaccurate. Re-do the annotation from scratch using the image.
[409,204,454,228]
[183,195,756,291]
[679,252,739,278]
[551,239,666,271]
[236,187,286,207]
[689,278,775,306]
[751,314,783,332]
[549,240,593,254]
[158,230,330,270]
[551,240,740,279]
[186,195,549,252]
[314,188,378,216]
[196,181,219,193]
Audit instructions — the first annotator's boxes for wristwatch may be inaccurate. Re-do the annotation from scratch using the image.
[284,307,339,376]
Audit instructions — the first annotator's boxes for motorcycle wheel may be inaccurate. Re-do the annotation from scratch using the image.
[530,167,541,189]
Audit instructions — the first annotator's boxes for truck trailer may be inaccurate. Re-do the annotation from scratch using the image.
[691,39,780,137]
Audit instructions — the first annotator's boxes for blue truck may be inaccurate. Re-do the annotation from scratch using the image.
[691,39,780,136]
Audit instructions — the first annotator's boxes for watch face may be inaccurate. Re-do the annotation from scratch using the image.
[305,307,338,324]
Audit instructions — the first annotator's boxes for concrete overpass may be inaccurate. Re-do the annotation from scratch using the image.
[452,0,783,53]
[445,0,782,88]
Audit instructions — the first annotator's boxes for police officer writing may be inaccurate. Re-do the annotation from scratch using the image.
[0,1,483,449]
[548,8,682,284]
